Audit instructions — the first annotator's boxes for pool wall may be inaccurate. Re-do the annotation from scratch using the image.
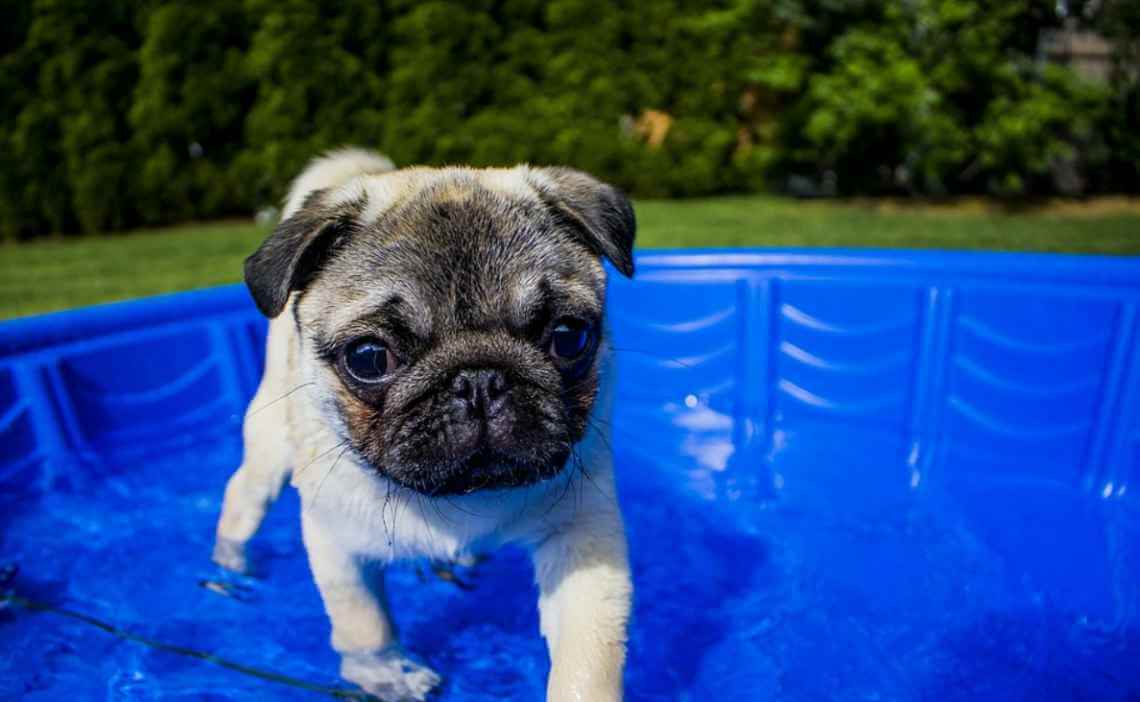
[3,248,1140,700]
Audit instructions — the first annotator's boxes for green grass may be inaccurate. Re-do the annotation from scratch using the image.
[0,221,267,319]
[2,195,1139,319]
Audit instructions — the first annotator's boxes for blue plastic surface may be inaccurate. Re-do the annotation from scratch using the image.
[3,248,1140,700]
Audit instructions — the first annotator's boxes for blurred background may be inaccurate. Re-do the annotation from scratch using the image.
[1,0,1138,317]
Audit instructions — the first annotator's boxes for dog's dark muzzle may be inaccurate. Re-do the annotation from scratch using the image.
[379,364,574,496]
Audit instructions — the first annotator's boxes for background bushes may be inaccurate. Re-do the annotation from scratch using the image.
[1,0,1137,239]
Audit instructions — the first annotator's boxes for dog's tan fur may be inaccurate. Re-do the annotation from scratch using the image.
[214,150,632,701]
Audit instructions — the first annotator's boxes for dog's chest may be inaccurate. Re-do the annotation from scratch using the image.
[293,446,570,563]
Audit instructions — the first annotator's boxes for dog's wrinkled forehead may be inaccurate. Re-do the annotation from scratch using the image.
[244,162,634,324]
[302,171,606,334]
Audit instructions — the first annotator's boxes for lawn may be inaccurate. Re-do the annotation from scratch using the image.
[2,195,1139,319]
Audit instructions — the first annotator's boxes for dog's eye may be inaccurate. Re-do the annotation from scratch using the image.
[344,338,396,382]
[550,319,592,360]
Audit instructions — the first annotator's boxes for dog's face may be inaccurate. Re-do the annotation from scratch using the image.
[244,167,635,496]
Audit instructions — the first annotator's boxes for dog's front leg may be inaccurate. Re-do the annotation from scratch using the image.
[301,512,441,702]
[534,507,632,702]
[214,317,296,573]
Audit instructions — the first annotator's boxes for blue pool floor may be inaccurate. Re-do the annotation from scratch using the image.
[3,425,1140,701]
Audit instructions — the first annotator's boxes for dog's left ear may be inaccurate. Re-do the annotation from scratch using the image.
[529,167,637,278]
[244,192,354,318]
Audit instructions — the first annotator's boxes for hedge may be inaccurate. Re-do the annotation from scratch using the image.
[1,0,1137,238]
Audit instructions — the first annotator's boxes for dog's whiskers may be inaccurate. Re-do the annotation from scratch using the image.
[391,481,414,551]
[415,493,443,555]
[442,496,485,519]
[294,439,349,478]
[584,412,641,452]
[246,382,316,417]
[307,444,351,513]
[426,492,458,528]
[574,442,607,500]
[542,456,579,518]
[381,477,395,549]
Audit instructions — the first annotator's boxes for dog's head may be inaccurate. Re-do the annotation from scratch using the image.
[245,164,635,496]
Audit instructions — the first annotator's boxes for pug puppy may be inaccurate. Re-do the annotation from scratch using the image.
[212,149,634,702]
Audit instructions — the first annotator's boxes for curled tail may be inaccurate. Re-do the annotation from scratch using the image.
[281,148,395,219]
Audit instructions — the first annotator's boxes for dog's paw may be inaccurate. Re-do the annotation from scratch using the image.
[341,649,441,702]
[211,537,251,574]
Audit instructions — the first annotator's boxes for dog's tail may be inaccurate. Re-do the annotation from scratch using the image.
[281,147,395,220]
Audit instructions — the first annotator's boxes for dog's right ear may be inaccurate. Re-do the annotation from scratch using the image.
[244,192,353,318]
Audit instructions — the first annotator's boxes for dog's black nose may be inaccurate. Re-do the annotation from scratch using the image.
[451,368,508,418]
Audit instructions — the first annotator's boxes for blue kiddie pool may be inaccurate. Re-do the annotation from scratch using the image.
[2,249,1139,700]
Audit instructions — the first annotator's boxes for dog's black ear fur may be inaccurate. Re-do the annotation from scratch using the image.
[530,168,637,278]
[244,191,353,318]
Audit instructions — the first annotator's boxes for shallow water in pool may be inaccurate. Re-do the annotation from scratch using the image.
[2,427,1139,701]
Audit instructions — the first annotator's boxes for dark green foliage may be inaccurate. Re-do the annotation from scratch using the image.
[2,0,141,237]
[0,0,1137,238]
[130,1,255,224]
[1093,0,1140,192]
